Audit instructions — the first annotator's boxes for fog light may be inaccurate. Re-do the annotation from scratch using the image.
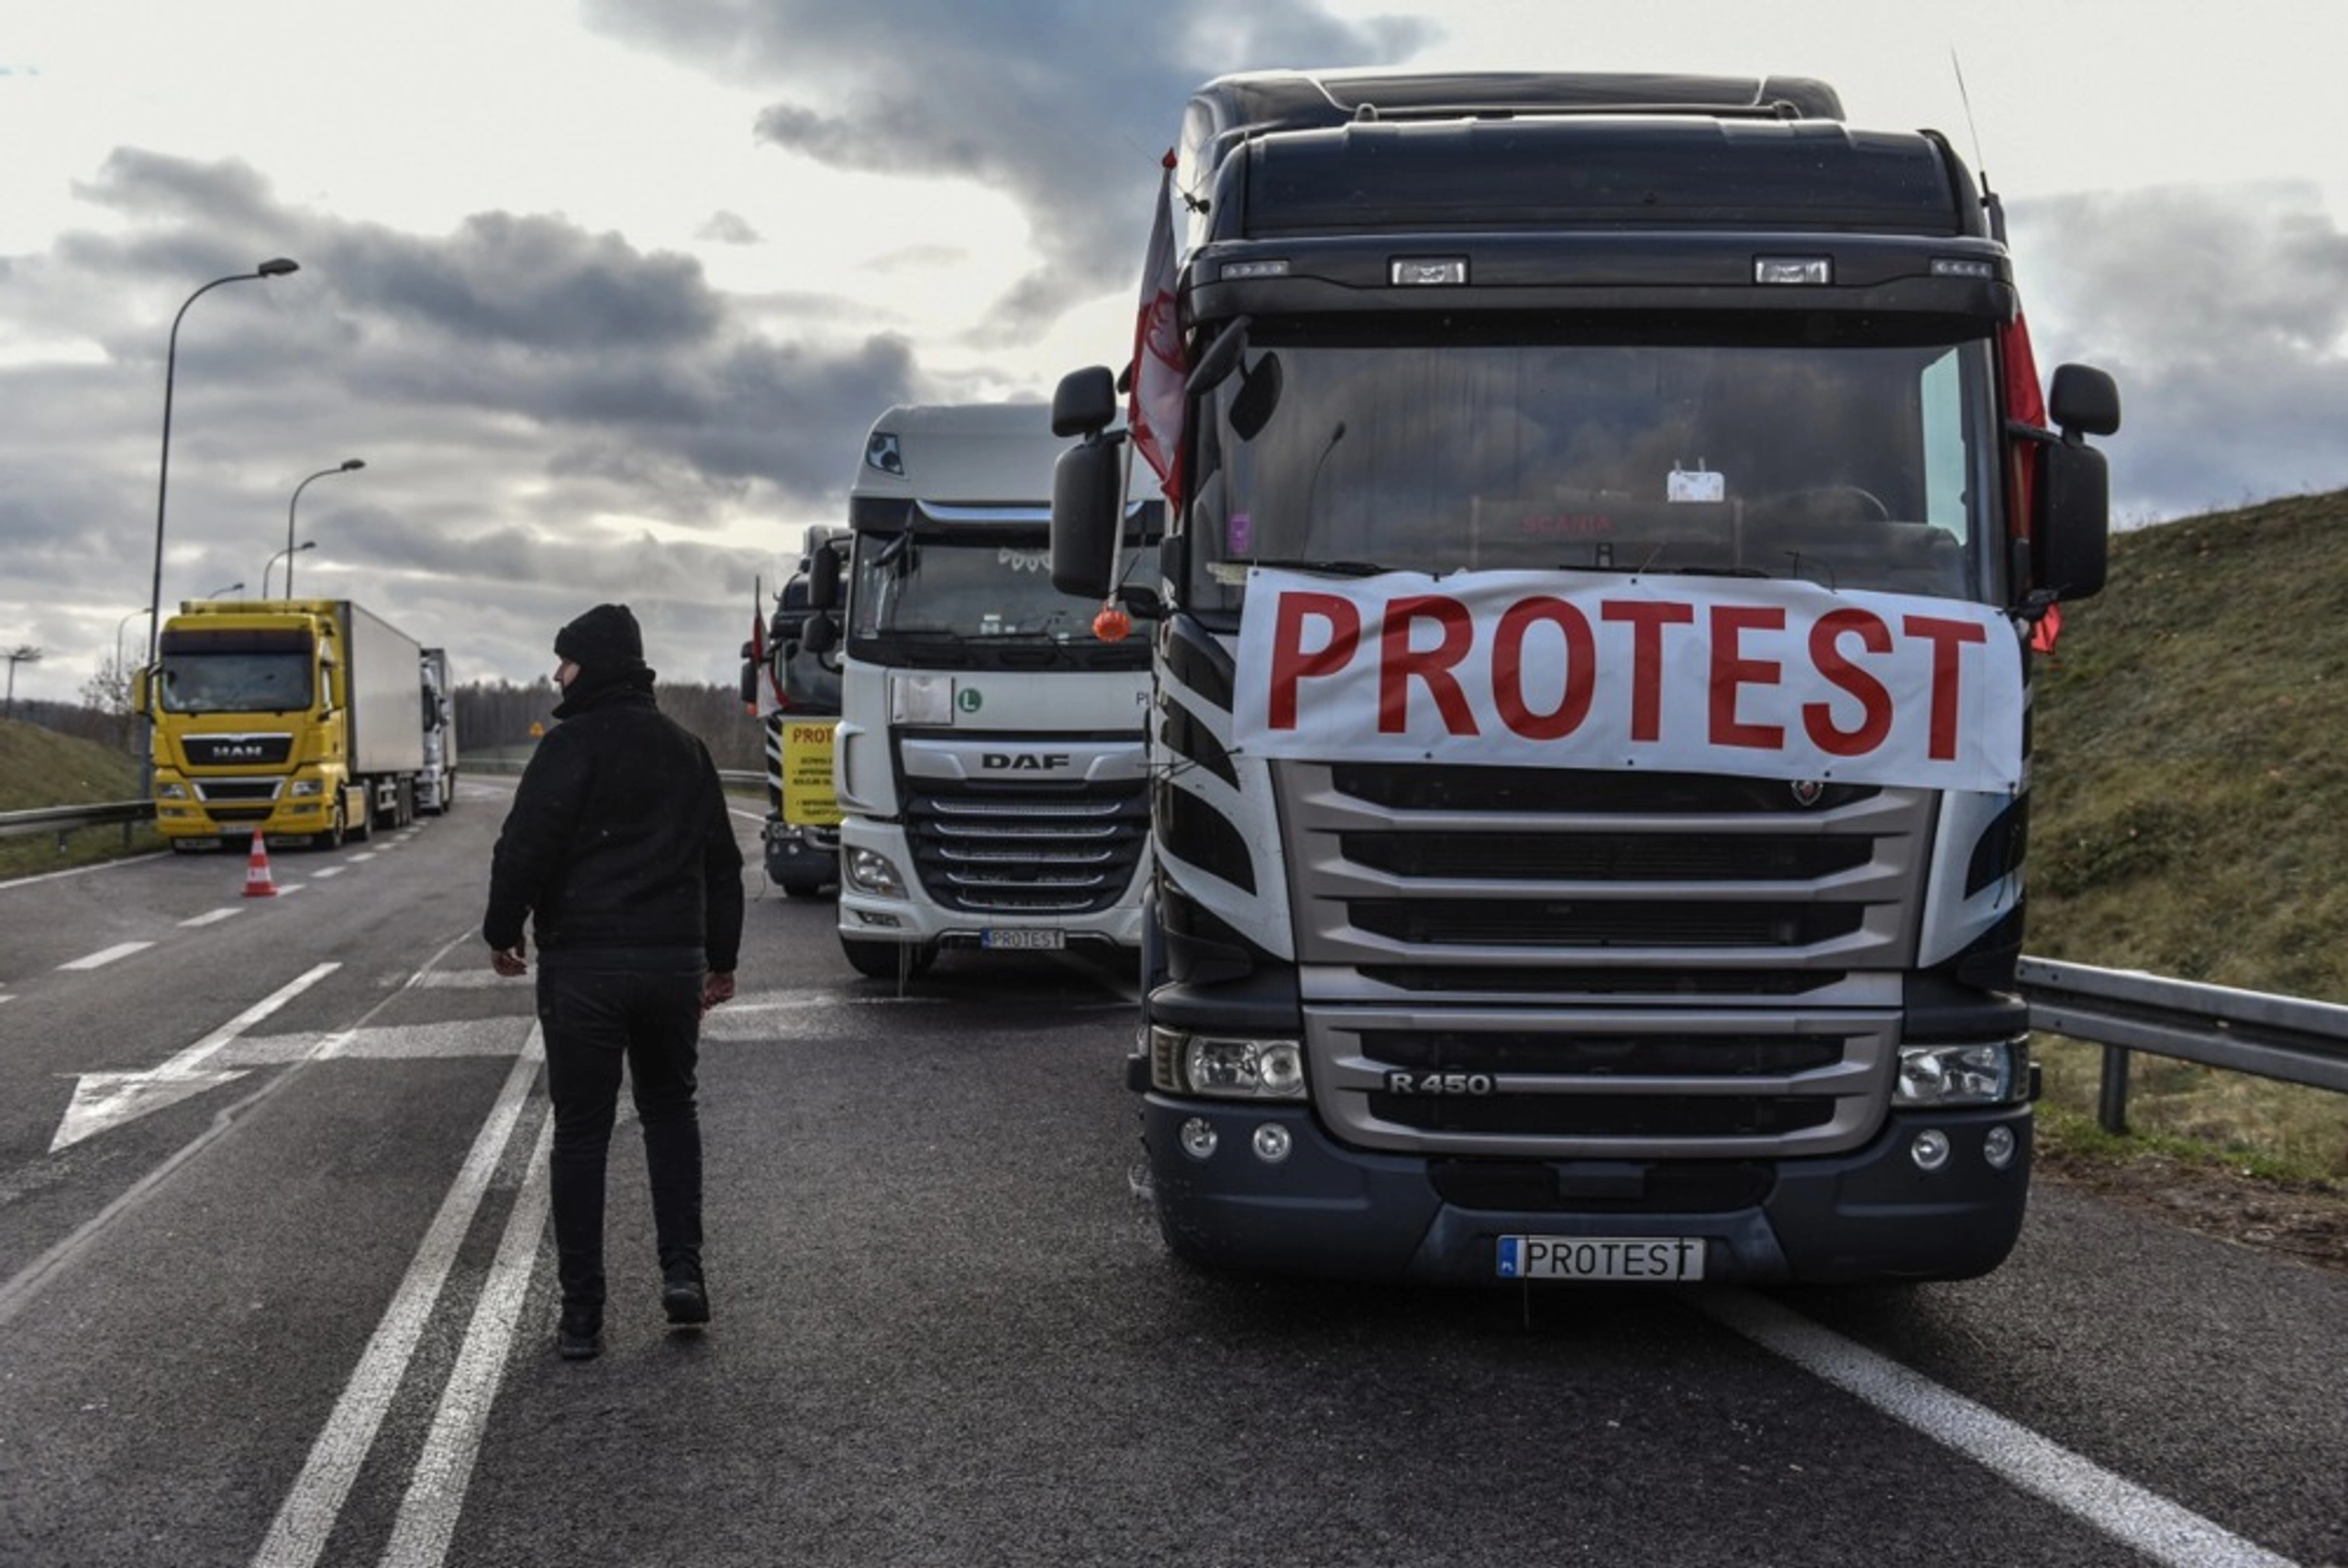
[1911,1129,1952,1172]
[1983,1125,2018,1170]
[1251,1123,1292,1164]
[1179,1117,1218,1161]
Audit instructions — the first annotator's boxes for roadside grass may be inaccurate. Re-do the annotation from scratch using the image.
[2034,1037,2348,1187]
[0,717,164,880]
[2031,491,2348,1179]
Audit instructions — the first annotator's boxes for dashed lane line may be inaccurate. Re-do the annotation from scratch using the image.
[57,941,156,971]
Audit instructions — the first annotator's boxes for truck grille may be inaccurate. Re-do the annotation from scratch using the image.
[904,782,1149,915]
[182,734,294,767]
[1278,760,1932,1158]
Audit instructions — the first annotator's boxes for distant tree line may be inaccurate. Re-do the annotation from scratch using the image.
[453,681,761,773]
[6,677,764,777]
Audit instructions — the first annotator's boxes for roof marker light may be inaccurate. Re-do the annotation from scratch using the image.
[1391,257,1468,286]
[1932,258,1997,279]
[1755,257,1833,285]
[1223,259,1290,280]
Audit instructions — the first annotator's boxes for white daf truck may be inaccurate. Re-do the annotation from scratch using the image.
[801,403,1158,979]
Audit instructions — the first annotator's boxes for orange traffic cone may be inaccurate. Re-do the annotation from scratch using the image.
[243,830,279,898]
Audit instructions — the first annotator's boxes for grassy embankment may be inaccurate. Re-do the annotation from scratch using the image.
[0,719,164,879]
[2030,492,2348,1182]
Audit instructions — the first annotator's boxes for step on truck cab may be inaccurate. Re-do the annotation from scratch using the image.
[1050,71,2120,1284]
[802,402,1159,980]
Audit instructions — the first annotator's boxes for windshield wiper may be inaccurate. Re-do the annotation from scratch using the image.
[1234,557,1392,578]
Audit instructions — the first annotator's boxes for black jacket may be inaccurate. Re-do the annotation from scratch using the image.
[482,670,745,971]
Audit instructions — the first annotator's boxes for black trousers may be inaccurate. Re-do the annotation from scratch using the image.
[537,960,704,1310]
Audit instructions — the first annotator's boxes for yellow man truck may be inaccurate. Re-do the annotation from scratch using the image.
[144,599,426,850]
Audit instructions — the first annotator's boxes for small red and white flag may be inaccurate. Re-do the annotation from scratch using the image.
[1129,149,1189,505]
[749,589,781,717]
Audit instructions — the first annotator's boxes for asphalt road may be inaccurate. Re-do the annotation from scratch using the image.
[0,783,2340,1568]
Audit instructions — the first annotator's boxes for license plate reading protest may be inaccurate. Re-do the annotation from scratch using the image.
[982,929,1066,951]
[1497,1235,1706,1282]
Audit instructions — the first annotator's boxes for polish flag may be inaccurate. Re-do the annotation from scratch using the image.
[1129,149,1189,505]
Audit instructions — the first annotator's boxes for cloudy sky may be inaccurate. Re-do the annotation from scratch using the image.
[6,0,2346,708]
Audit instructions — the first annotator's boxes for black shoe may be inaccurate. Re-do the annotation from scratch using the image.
[559,1306,603,1361]
[661,1263,709,1327]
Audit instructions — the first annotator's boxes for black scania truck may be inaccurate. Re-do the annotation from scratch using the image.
[1050,71,2120,1284]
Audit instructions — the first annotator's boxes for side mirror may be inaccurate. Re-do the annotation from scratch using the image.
[2049,364,2121,439]
[802,615,837,656]
[805,541,842,612]
[1052,438,1123,599]
[132,668,150,716]
[1052,366,1119,438]
[738,641,759,707]
[2033,441,2110,602]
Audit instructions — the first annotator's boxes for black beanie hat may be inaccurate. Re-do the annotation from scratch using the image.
[554,603,645,673]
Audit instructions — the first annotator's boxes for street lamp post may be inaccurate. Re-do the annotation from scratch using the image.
[283,458,362,599]
[4,646,42,720]
[114,608,152,679]
[264,540,316,599]
[138,258,296,790]
[143,259,299,676]
[204,580,245,599]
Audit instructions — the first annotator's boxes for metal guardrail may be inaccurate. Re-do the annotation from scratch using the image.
[2018,957,2348,1132]
[0,800,155,849]
[459,757,764,791]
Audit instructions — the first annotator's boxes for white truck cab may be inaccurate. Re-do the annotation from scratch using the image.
[806,403,1158,979]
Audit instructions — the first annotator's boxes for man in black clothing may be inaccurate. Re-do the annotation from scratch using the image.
[482,602,745,1362]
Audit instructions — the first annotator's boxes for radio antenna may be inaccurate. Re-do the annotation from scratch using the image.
[1950,49,2006,242]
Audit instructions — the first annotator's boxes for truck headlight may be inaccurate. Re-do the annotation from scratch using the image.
[156,782,190,800]
[1149,1026,1307,1101]
[1895,1041,2027,1107]
[843,847,905,898]
[288,778,323,798]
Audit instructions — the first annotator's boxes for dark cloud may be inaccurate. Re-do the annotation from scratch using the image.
[0,149,914,702]
[584,0,1436,336]
[2011,185,2348,522]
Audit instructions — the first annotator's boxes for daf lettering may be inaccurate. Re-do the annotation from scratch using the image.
[981,752,1072,771]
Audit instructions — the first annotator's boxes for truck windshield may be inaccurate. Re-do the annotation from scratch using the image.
[157,650,316,713]
[1186,324,1999,615]
[850,530,1161,644]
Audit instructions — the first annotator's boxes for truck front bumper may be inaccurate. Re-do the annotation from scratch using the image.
[836,819,1144,949]
[1138,1095,2032,1286]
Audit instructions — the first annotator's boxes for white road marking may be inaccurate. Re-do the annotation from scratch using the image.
[48,963,340,1151]
[378,1115,553,1568]
[180,908,242,927]
[349,852,379,864]
[251,1025,546,1568]
[1703,1291,2300,1568]
[0,851,171,889]
[311,867,346,879]
[57,942,154,971]
[214,1021,535,1066]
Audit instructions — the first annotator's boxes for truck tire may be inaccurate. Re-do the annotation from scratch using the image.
[839,936,935,980]
[317,805,346,851]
